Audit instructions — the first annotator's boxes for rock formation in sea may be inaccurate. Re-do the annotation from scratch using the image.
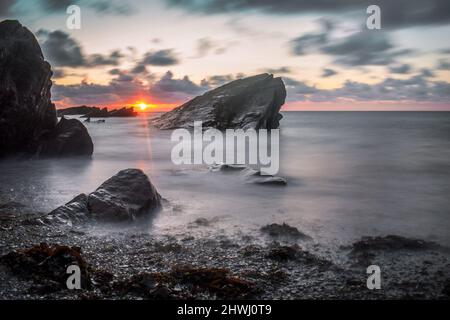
[0,20,93,158]
[44,169,162,224]
[57,106,138,118]
[57,106,101,117]
[107,107,137,117]
[151,73,286,130]
[209,163,287,185]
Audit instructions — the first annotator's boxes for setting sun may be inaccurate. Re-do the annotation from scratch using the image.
[132,101,156,111]
[138,102,148,111]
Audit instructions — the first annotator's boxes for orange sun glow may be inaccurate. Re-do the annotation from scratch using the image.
[133,101,154,111]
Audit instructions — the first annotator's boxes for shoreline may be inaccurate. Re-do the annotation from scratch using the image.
[1,203,449,300]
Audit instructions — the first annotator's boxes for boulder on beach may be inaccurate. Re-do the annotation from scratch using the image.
[151,73,286,130]
[0,20,93,158]
[88,168,162,222]
[37,117,94,157]
[46,169,162,224]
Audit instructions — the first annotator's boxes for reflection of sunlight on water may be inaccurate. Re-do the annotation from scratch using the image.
[1,112,450,250]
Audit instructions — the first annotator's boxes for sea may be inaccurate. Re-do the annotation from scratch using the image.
[1,112,449,251]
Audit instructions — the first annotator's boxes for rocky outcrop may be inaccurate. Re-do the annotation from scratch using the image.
[0,20,56,156]
[37,117,94,157]
[108,107,137,117]
[80,107,109,118]
[44,169,162,224]
[88,168,162,222]
[0,20,93,158]
[57,106,138,118]
[57,106,99,117]
[151,73,286,130]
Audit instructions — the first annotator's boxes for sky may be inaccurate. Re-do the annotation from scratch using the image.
[1,0,450,111]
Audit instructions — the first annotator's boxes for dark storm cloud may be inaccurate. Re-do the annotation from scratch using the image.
[193,38,229,58]
[284,74,450,103]
[388,64,412,74]
[165,0,450,29]
[321,31,413,66]
[261,67,292,74]
[420,68,435,78]
[0,0,15,16]
[290,32,328,56]
[290,28,414,67]
[439,48,450,55]
[195,38,215,58]
[150,71,206,97]
[39,0,134,15]
[52,69,66,79]
[40,0,74,11]
[52,72,145,105]
[88,0,134,15]
[130,63,147,74]
[53,70,211,105]
[141,49,179,66]
[437,59,450,70]
[37,29,124,67]
[37,30,85,67]
[321,68,338,77]
[87,50,124,66]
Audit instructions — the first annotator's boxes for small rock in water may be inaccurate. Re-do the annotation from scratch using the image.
[260,223,309,239]
[209,164,287,186]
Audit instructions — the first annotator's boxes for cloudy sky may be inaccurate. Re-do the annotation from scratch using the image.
[1,0,450,110]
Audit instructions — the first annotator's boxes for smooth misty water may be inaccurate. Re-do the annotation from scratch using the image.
[1,112,449,249]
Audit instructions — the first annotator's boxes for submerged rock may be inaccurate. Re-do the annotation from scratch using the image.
[208,163,248,173]
[0,20,93,158]
[209,164,287,186]
[151,73,286,130]
[88,168,162,222]
[260,223,309,239]
[241,167,287,185]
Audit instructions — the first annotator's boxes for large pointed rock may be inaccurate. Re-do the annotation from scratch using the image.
[0,20,93,158]
[151,73,286,130]
[0,20,56,156]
